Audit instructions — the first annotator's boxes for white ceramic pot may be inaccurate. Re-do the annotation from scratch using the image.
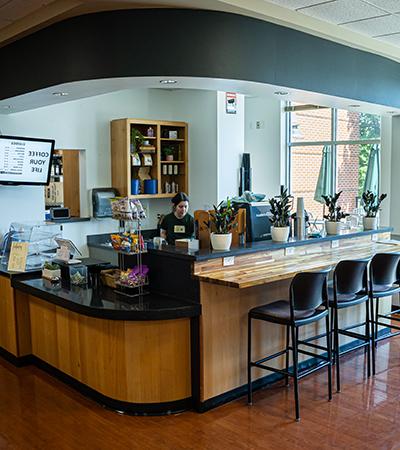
[325,221,343,235]
[271,226,290,242]
[210,233,232,251]
[363,216,378,230]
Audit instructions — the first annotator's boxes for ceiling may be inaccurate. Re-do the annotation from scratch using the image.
[268,0,400,46]
[1,0,400,115]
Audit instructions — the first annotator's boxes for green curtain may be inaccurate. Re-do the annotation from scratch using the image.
[314,145,332,204]
[363,144,380,196]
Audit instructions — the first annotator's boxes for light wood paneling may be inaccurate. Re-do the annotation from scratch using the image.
[111,119,130,197]
[0,275,18,355]
[200,280,392,401]
[29,296,191,403]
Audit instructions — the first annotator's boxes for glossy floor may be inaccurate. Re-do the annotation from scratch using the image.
[0,339,399,449]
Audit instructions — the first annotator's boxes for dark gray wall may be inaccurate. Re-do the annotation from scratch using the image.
[1,9,400,107]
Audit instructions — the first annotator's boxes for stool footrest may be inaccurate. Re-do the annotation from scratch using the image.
[253,349,288,366]
[297,348,330,361]
[250,362,290,377]
[298,361,330,379]
[338,328,369,341]
[297,340,327,352]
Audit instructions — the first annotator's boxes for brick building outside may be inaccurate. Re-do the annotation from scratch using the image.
[290,108,367,221]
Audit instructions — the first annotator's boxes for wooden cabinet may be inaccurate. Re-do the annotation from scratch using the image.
[45,149,81,217]
[111,119,188,198]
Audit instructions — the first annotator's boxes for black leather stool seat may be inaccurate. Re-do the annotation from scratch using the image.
[250,301,327,325]
[327,287,368,309]
[370,283,400,297]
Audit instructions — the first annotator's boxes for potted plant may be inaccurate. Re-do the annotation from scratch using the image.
[361,191,387,230]
[163,146,175,161]
[269,189,292,242]
[207,198,238,251]
[42,261,61,281]
[130,128,144,154]
[322,191,347,235]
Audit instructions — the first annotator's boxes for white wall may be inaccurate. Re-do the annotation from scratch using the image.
[217,92,245,201]
[244,96,282,198]
[0,88,218,253]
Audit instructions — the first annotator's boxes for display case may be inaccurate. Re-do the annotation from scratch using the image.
[0,222,61,270]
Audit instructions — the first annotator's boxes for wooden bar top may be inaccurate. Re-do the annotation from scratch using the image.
[194,234,400,289]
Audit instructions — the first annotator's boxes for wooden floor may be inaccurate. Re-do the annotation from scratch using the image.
[1,338,400,449]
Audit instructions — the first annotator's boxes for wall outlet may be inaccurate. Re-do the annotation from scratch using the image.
[255,120,265,129]
[285,247,295,256]
[223,256,235,266]
[331,240,339,249]
[371,234,378,242]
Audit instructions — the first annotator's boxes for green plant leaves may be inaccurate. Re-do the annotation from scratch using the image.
[268,189,291,227]
[361,190,387,218]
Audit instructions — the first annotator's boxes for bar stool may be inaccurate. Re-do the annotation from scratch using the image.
[329,259,371,392]
[247,269,332,421]
[369,253,400,360]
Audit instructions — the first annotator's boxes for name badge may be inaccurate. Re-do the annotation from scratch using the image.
[174,225,185,233]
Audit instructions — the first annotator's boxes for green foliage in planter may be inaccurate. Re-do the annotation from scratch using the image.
[163,146,175,156]
[130,128,145,153]
[362,191,387,218]
[269,189,291,227]
[322,191,348,222]
[206,198,238,234]
[43,261,60,271]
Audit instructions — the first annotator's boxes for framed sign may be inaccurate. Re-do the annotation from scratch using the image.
[226,92,237,114]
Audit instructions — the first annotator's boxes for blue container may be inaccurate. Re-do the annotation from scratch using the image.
[131,179,140,195]
[144,179,157,194]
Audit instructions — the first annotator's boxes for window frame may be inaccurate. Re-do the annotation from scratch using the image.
[285,103,381,197]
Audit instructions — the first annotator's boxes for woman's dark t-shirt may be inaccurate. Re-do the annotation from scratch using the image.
[160,213,194,245]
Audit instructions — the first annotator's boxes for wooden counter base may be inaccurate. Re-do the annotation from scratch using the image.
[5,291,193,415]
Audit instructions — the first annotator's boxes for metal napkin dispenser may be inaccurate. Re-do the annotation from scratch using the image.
[92,188,119,218]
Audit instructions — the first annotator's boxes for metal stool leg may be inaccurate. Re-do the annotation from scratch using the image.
[325,312,332,401]
[291,324,300,421]
[370,296,376,376]
[333,308,341,392]
[365,299,371,377]
[247,315,253,405]
[375,298,379,348]
[285,325,290,387]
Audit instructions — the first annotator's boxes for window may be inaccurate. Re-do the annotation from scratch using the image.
[286,104,381,220]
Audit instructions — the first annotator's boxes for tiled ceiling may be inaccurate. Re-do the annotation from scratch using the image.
[268,0,400,47]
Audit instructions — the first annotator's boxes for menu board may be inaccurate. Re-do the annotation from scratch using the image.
[0,136,54,185]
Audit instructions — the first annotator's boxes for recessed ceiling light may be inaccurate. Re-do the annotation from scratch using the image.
[274,91,288,96]
[1,105,12,109]
[160,80,177,85]
[387,111,396,114]
[348,104,360,108]
[52,92,69,97]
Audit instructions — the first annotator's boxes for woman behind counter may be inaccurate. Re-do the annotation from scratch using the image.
[160,192,194,245]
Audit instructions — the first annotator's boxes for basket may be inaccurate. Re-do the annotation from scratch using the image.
[100,268,120,289]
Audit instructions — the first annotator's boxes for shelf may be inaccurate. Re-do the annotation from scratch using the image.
[160,138,184,141]
[129,193,175,199]
[161,161,185,164]
[143,136,156,139]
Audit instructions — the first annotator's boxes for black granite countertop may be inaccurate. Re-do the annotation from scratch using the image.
[87,227,393,262]
[149,227,394,261]
[12,278,200,321]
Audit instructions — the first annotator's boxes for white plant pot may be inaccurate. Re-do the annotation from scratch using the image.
[363,216,378,230]
[325,221,343,235]
[42,268,61,280]
[210,233,232,251]
[271,226,290,242]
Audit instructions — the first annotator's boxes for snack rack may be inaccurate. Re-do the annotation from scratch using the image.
[110,198,148,298]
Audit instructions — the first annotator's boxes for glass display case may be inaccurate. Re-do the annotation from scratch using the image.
[0,221,61,270]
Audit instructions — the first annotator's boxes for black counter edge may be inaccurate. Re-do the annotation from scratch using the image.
[12,279,200,321]
[197,328,390,413]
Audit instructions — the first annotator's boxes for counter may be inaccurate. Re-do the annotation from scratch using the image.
[0,271,200,415]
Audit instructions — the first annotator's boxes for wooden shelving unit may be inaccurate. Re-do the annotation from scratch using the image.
[111,119,188,199]
[45,149,81,217]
